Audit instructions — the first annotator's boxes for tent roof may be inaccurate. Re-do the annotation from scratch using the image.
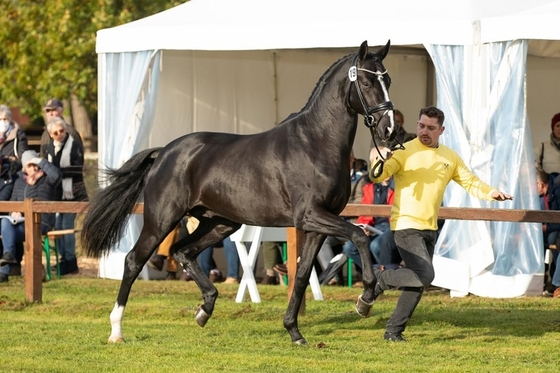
[96,0,560,56]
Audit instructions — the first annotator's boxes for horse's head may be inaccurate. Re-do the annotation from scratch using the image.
[347,40,395,141]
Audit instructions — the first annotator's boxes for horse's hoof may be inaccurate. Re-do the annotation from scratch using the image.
[108,335,124,343]
[355,295,374,318]
[195,306,211,327]
[293,338,308,346]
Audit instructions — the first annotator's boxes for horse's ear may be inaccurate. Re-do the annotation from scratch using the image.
[375,40,391,60]
[358,40,369,60]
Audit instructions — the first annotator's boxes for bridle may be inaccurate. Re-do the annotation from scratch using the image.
[347,54,404,178]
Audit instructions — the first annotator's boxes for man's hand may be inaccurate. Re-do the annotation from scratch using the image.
[491,191,513,201]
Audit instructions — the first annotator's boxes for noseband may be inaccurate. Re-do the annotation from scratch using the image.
[347,55,399,178]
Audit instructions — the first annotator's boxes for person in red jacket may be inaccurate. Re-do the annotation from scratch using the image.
[343,174,400,271]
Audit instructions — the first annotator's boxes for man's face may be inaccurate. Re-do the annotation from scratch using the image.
[395,113,404,128]
[553,121,560,139]
[45,106,63,118]
[537,180,548,197]
[416,114,444,147]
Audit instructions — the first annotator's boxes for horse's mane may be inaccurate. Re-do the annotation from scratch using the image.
[278,52,356,125]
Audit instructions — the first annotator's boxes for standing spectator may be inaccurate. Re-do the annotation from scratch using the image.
[535,112,560,176]
[0,151,62,282]
[45,117,87,275]
[368,106,513,342]
[0,104,29,161]
[40,98,83,158]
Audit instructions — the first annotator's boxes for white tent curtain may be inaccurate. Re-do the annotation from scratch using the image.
[97,50,161,280]
[426,40,543,297]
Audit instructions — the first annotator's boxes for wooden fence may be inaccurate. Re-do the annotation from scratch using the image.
[3,200,560,304]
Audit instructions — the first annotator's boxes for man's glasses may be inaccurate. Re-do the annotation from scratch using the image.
[45,108,57,113]
[51,129,65,136]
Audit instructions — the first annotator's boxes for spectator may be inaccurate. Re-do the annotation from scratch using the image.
[0,105,27,276]
[40,98,83,158]
[537,168,560,298]
[0,104,29,161]
[535,112,560,176]
[45,117,87,275]
[261,241,285,285]
[343,172,400,272]
[0,150,62,282]
[374,109,416,150]
[148,224,180,280]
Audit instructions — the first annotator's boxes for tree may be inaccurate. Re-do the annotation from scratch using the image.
[0,0,183,151]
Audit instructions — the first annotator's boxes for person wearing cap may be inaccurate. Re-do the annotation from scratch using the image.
[39,98,83,158]
[535,112,560,176]
[0,104,29,162]
[45,116,87,275]
[0,150,62,282]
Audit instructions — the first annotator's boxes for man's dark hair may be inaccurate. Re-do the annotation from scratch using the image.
[537,168,549,184]
[419,106,445,126]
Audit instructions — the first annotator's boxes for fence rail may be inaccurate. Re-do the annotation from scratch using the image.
[3,200,560,304]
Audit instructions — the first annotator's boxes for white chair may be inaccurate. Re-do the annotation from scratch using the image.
[231,225,323,303]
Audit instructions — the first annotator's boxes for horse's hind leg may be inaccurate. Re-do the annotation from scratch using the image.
[171,216,241,327]
[109,222,178,343]
[283,231,325,345]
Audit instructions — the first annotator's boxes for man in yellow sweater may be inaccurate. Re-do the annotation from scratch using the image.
[368,106,513,342]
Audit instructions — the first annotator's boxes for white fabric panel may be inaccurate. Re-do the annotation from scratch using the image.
[428,41,542,297]
[149,50,276,147]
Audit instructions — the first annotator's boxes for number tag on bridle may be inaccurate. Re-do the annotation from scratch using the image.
[348,66,357,82]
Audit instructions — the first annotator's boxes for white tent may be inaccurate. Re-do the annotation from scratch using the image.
[96,0,560,296]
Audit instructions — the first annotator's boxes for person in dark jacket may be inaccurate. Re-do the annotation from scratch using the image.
[45,117,87,275]
[0,104,29,161]
[0,150,62,282]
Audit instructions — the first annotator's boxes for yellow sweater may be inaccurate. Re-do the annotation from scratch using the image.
[370,138,497,231]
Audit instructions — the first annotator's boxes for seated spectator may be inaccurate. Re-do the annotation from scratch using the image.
[148,224,181,280]
[0,151,62,282]
[343,174,400,273]
[537,168,560,297]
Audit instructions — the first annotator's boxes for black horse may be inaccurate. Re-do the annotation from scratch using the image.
[82,40,395,345]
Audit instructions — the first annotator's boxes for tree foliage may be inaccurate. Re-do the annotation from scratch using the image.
[0,0,183,127]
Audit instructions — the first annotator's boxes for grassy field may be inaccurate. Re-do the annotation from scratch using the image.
[1,277,558,372]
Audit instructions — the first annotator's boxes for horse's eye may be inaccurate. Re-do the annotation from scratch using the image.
[362,80,371,88]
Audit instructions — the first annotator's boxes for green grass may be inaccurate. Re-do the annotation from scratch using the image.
[0,278,558,372]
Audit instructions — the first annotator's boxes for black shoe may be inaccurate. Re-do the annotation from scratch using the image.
[0,253,18,267]
[9,263,21,276]
[261,274,279,285]
[59,258,79,276]
[147,255,165,271]
[0,273,8,282]
[273,263,288,276]
[384,331,406,342]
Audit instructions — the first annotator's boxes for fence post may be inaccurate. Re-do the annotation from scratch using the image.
[24,199,42,303]
[287,227,305,313]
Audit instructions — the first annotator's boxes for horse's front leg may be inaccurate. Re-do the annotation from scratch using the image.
[299,213,377,317]
[283,232,325,345]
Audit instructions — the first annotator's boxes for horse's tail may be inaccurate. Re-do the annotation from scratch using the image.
[82,148,162,258]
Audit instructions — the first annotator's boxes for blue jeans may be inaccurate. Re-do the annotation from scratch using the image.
[0,219,48,275]
[55,213,77,262]
[547,231,560,287]
[197,236,239,278]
